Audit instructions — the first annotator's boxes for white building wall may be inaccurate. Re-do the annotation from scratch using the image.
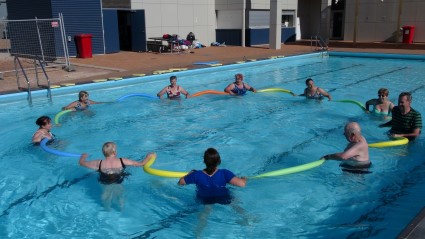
[344,0,425,42]
[298,0,321,39]
[131,0,216,46]
[215,0,298,28]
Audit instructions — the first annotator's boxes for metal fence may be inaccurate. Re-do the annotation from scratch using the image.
[0,14,71,71]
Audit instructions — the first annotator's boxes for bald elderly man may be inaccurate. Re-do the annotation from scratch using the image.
[323,122,371,173]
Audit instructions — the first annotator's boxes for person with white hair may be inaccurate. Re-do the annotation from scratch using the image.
[323,122,370,173]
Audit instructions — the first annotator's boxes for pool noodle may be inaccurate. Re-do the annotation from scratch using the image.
[40,138,82,158]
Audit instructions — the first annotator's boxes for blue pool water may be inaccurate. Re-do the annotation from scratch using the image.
[0,52,424,238]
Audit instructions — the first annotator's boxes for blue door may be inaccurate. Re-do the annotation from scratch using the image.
[102,9,120,53]
[131,10,146,52]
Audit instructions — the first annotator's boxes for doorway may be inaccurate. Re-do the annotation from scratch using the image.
[331,11,344,40]
[117,10,146,52]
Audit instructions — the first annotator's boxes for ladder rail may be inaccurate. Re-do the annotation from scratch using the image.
[34,56,52,101]
[14,56,32,104]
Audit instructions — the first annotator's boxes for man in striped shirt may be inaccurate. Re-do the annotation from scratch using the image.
[379,92,422,140]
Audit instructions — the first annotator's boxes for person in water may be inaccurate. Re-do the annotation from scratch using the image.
[224,73,256,96]
[157,76,190,99]
[32,116,55,144]
[323,122,370,173]
[299,78,332,101]
[79,142,156,184]
[62,91,102,111]
[178,147,246,204]
[379,92,422,140]
[79,142,156,209]
[365,88,394,119]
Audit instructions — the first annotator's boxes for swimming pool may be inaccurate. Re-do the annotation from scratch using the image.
[0,52,424,238]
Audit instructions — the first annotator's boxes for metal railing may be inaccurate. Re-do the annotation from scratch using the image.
[15,55,52,105]
[310,35,329,57]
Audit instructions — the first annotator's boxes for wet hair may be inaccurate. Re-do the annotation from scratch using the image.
[399,92,412,102]
[377,88,389,96]
[170,76,177,81]
[35,116,51,128]
[235,73,243,80]
[102,142,116,157]
[305,78,313,85]
[78,91,89,101]
[203,148,221,175]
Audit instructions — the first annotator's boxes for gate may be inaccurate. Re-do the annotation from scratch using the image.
[0,14,71,71]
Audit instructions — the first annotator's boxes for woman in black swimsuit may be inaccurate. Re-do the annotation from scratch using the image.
[79,142,155,209]
[79,142,155,184]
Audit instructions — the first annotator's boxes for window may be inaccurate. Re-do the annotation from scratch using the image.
[282,10,295,27]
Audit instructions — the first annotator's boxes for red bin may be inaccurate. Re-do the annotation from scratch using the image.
[402,26,415,44]
[75,34,93,58]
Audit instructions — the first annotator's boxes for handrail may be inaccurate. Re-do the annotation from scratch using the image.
[14,56,32,104]
[310,35,329,57]
[14,55,52,104]
[34,56,52,102]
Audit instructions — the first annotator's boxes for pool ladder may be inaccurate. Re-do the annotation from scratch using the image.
[14,55,52,105]
[311,35,329,57]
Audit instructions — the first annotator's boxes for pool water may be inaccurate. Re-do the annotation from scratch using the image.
[0,52,424,238]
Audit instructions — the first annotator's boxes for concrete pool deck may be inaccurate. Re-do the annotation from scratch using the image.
[1,42,425,95]
[1,42,425,238]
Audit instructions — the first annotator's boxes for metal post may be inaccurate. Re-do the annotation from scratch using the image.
[35,17,46,64]
[59,13,72,71]
[395,0,404,43]
[353,0,359,45]
[242,0,246,47]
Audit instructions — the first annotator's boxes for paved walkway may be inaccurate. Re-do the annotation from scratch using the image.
[1,43,425,95]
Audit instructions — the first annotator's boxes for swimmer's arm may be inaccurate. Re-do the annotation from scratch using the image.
[62,101,77,110]
[32,131,52,143]
[392,128,421,139]
[124,152,156,167]
[298,88,307,97]
[156,87,168,99]
[180,87,190,98]
[88,99,102,105]
[318,88,332,101]
[365,99,378,113]
[32,131,44,143]
[79,153,99,170]
[245,83,256,93]
[178,170,195,185]
[387,102,395,116]
[229,176,247,187]
[178,177,186,185]
[324,143,362,161]
[224,84,235,95]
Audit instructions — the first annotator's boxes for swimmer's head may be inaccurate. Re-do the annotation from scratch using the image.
[36,116,51,128]
[102,142,117,157]
[377,88,389,97]
[399,92,412,102]
[344,122,361,140]
[203,148,221,175]
[305,78,314,87]
[235,73,244,81]
[79,91,89,101]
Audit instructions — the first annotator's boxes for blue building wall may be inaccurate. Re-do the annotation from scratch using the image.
[215,29,241,46]
[51,0,104,56]
[102,9,120,53]
[216,27,296,46]
[7,0,104,58]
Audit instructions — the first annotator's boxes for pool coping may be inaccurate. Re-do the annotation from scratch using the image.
[0,52,321,103]
[397,207,425,239]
